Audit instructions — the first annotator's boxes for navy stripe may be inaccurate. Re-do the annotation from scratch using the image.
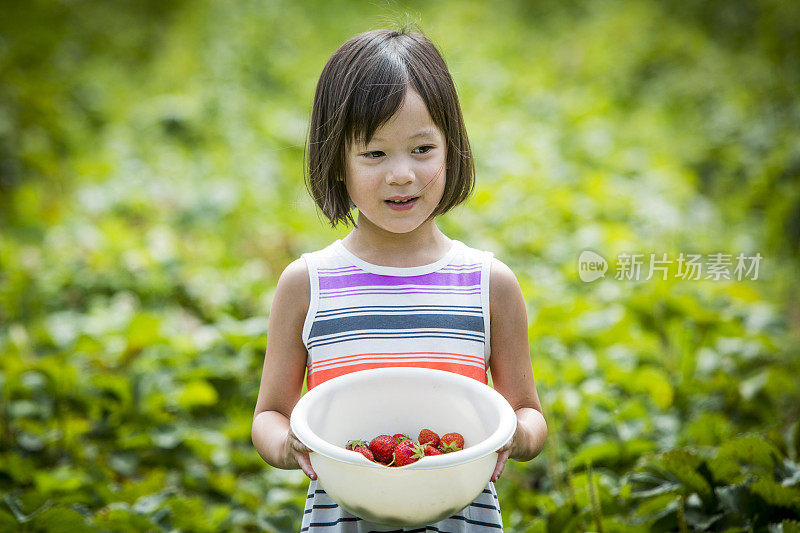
[368,529,440,533]
[305,504,339,513]
[307,332,485,349]
[307,516,362,528]
[481,488,500,500]
[470,501,499,510]
[449,515,503,529]
[309,313,485,339]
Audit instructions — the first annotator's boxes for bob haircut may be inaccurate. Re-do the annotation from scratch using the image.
[305,26,475,228]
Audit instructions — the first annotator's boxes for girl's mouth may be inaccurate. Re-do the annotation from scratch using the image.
[385,197,418,210]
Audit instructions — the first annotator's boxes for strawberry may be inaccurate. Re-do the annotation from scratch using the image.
[345,439,368,451]
[393,433,412,444]
[392,440,425,466]
[397,438,416,449]
[369,435,397,464]
[353,445,375,462]
[418,429,440,447]
[423,444,443,456]
[439,432,465,453]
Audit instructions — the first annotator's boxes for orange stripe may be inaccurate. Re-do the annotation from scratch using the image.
[311,354,484,371]
[308,351,485,369]
[306,361,488,389]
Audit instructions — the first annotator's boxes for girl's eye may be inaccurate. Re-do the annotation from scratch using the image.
[414,145,434,154]
[363,151,384,159]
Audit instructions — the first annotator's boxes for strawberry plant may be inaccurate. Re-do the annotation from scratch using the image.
[1,0,799,531]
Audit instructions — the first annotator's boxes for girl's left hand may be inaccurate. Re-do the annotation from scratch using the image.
[491,432,515,482]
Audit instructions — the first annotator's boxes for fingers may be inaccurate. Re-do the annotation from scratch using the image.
[286,429,318,480]
[490,448,512,483]
[491,432,515,482]
[296,451,318,480]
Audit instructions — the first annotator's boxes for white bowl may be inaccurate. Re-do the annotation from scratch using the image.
[289,367,516,527]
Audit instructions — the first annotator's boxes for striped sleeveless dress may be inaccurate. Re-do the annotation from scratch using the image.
[299,238,504,532]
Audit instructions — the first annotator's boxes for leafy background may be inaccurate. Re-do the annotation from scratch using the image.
[2,0,799,531]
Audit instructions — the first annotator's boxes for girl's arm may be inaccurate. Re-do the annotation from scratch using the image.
[251,258,317,480]
[488,258,548,481]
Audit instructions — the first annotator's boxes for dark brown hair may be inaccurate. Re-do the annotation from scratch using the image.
[305,26,475,227]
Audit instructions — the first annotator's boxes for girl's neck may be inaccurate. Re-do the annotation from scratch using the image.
[341,215,452,268]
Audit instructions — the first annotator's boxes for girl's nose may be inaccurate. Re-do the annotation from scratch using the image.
[386,162,415,185]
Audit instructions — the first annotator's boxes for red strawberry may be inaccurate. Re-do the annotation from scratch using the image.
[345,439,368,451]
[392,440,425,466]
[393,433,412,444]
[423,444,443,456]
[369,435,397,464]
[397,438,416,449]
[353,445,375,462]
[418,429,440,447]
[440,432,465,453]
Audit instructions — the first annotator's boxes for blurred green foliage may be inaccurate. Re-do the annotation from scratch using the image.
[1,0,799,531]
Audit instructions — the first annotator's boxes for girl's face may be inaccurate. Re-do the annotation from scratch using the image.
[344,88,447,236]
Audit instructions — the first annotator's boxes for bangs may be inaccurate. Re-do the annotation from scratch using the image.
[345,56,409,149]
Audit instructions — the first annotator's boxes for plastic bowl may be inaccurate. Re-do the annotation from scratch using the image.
[289,367,516,527]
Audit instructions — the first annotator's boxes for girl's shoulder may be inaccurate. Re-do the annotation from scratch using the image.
[489,256,520,294]
[273,257,310,312]
[278,257,310,286]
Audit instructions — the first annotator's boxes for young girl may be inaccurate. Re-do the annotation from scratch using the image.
[252,27,547,531]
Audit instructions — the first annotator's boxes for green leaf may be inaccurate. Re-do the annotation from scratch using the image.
[92,504,159,532]
[570,440,623,469]
[31,506,96,533]
[33,465,90,496]
[629,472,682,498]
[126,312,163,352]
[749,477,800,508]
[710,434,783,483]
[633,366,674,409]
[645,449,712,497]
[177,379,218,409]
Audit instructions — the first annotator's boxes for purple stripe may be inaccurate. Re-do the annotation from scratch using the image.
[319,285,481,294]
[320,289,481,299]
[320,271,481,290]
[318,264,480,274]
[321,287,480,295]
[321,286,480,294]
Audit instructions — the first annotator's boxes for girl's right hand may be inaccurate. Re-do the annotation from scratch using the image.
[286,427,317,480]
